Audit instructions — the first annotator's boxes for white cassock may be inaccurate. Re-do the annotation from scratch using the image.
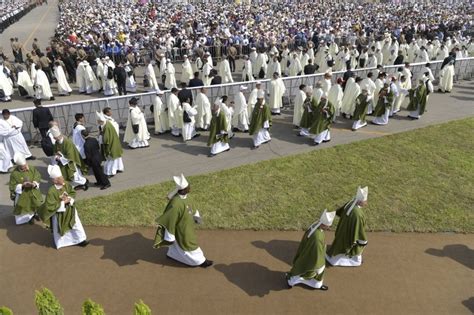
[341,78,361,116]
[77,61,100,94]
[255,53,267,78]
[0,116,32,159]
[0,137,13,172]
[181,58,194,84]
[269,78,286,114]
[96,59,104,90]
[313,88,323,106]
[125,65,136,92]
[328,84,344,119]
[54,65,72,95]
[293,90,306,127]
[195,92,211,130]
[51,194,87,249]
[288,58,302,77]
[146,63,159,91]
[247,88,259,119]
[242,60,253,82]
[202,63,213,86]
[165,63,177,89]
[13,179,40,224]
[124,106,150,148]
[153,95,169,134]
[17,70,35,97]
[219,59,233,83]
[321,79,332,96]
[220,101,234,138]
[392,80,408,114]
[182,103,198,141]
[168,94,182,136]
[232,92,249,131]
[103,62,118,96]
[0,65,13,101]
[439,64,454,93]
[34,69,53,100]
[359,78,376,114]
[402,68,413,90]
[267,60,282,78]
[72,124,86,159]
[30,63,37,83]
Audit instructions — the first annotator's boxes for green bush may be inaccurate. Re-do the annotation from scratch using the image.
[34,288,64,315]
[134,300,151,315]
[82,299,105,315]
[0,306,13,315]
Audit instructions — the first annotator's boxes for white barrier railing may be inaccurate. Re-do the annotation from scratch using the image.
[11,57,474,140]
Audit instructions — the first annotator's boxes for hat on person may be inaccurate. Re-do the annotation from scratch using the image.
[167,173,189,199]
[356,186,369,202]
[319,209,336,226]
[239,85,248,91]
[255,81,262,85]
[48,165,62,179]
[257,90,265,98]
[96,111,106,122]
[13,152,26,166]
[129,97,139,105]
[50,127,61,138]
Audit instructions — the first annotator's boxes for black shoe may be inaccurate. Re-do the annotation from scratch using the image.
[50,97,55,101]
[323,139,331,143]
[94,182,101,187]
[28,217,35,225]
[317,285,329,291]
[107,175,115,178]
[193,133,201,139]
[100,184,111,190]
[117,170,123,173]
[78,240,89,247]
[232,127,239,132]
[26,156,36,160]
[199,259,213,268]
[252,145,259,150]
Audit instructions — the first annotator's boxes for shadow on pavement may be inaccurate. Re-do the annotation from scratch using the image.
[162,143,209,156]
[252,240,299,266]
[0,216,54,248]
[89,232,187,268]
[425,244,474,270]
[214,262,288,297]
[462,297,474,313]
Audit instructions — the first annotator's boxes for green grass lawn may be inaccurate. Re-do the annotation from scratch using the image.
[77,118,474,233]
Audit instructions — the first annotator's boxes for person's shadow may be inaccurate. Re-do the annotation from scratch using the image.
[214,262,288,297]
[425,244,474,270]
[89,232,187,268]
[252,240,299,265]
[462,297,474,313]
[0,216,54,248]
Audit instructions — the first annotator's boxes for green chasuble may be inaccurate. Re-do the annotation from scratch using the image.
[54,137,87,182]
[249,100,272,135]
[102,121,123,159]
[327,201,368,257]
[289,228,326,281]
[353,94,369,121]
[373,90,394,117]
[309,99,335,135]
[38,183,77,236]
[407,84,428,115]
[207,110,228,146]
[299,97,318,129]
[9,166,44,215]
[153,195,199,252]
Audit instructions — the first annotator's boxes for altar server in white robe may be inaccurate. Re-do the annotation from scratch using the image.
[341,76,361,118]
[54,62,72,96]
[195,87,212,131]
[124,97,150,149]
[16,66,35,98]
[0,137,13,172]
[182,102,199,141]
[242,55,253,82]
[168,88,183,137]
[76,60,100,94]
[34,66,54,101]
[0,62,13,102]
[232,86,250,132]
[439,59,455,93]
[288,53,302,77]
[72,113,86,159]
[293,84,307,128]
[153,91,170,134]
[165,59,177,89]
[359,73,377,115]
[145,60,160,92]
[181,55,194,84]
[103,57,118,96]
[39,165,88,249]
[269,72,286,115]
[328,78,344,120]
[219,56,234,83]
[321,73,332,95]
[0,109,33,159]
[124,62,137,93]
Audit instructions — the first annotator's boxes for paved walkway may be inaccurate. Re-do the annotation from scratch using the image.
[0,219,472,314]
[1,80,473,214]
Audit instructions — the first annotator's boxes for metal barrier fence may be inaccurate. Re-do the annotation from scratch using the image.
[11,57,473,141]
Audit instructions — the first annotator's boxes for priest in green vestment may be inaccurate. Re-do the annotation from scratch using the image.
[248,90,272,149]
[207,103,230,156]
[96,111,124,176]
[153,174,213,268]
[326,186,368,267]
[407,78,428,119]
[50,127,89,190]
[352,89,370,131]
[298,88,317,137]
[38,165,88,249]
[287,209,336,290]
[372,84,394,125]
[309,95,335,145]
[9,153,43,225]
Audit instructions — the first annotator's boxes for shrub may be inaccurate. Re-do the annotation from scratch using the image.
[34,288,64,315]
[0,306,13,315]
[82,299,105,315]
[134,300,151,315]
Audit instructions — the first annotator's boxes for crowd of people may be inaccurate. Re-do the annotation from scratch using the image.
[0,1,43,34]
